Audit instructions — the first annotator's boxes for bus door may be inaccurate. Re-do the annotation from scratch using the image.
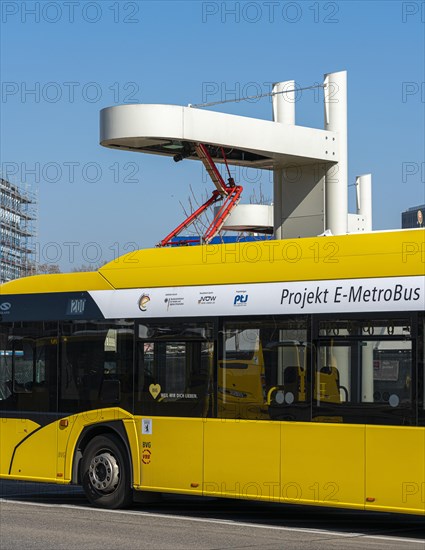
[134,321,214,494]
[204,318,309,503]
[313,315,423,513]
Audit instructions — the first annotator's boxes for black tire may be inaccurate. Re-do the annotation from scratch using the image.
[81,434,132,509]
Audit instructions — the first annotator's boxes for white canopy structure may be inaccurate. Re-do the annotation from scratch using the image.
[100,71,372,239]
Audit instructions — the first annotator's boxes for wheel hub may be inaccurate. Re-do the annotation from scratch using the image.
[88,452,119,493]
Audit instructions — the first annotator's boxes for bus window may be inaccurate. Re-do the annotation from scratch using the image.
[219,326,264,420]
[314,317,414,425]
[135,321,214,418]
[0,330,12,401]
[13,338,34,393]
[59,321,134,413]
[0,322,57,411]
[220,318,309,421]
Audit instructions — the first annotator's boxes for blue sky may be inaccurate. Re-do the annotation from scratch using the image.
[1,0,424,270]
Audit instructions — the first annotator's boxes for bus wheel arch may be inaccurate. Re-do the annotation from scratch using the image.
[72,424,133,509]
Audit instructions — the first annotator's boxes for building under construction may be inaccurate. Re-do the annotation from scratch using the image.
[0,178,36,283]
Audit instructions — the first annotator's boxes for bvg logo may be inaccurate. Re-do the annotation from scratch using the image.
[233,294,248,306]
[0,302,11,312]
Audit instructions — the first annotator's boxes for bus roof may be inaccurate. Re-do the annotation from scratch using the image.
[1,230,424,295]
[0,271,114,295]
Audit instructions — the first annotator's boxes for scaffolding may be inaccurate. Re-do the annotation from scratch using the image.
[0,178,37,283]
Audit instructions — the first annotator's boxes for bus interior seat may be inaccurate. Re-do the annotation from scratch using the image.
[317,366,348,403]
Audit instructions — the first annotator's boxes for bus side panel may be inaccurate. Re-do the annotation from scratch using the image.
[365,425,425,515]
[136,417,203,494]
[203,419,281,501]
[9,421,58,482]
[0,419,40,477]
[281,423,365,509]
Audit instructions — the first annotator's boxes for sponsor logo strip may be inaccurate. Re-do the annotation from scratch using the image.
[89,276,425,319]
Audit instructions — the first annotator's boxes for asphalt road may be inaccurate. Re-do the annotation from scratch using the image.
[0,481,424,549]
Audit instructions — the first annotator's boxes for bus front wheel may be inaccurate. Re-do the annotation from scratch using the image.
[81,434,132,509]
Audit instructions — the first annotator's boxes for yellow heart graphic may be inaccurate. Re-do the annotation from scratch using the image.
[149,383,161,399]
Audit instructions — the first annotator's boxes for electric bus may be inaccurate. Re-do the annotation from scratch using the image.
[0,229,424,514]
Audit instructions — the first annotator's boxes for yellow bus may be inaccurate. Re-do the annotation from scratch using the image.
[0,229,424,514]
